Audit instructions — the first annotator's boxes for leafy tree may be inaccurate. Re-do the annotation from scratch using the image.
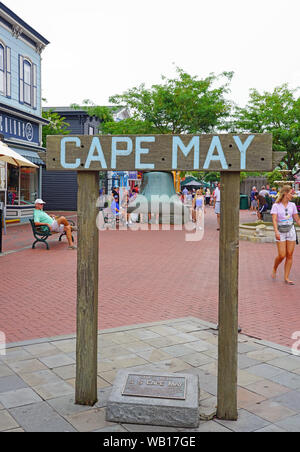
[232,85,300,171]
[42,108,70,147]
[101,118,157,135]
[106,67,234,135]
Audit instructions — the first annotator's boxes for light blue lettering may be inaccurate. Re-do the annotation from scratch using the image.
[60,137,81,169]
[203,136,228,170]
[85,137,107,169]
[111,137,133,169]
[233,135,255,170]
[172,136,199,170]
[135,137,155,169]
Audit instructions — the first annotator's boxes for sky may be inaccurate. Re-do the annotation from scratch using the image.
[4,0,300,108]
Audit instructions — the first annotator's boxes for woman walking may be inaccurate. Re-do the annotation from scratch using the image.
[271,185,300,285]
[193,189,205,228]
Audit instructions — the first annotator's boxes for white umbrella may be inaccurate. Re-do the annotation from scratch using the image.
[0,141,38,168]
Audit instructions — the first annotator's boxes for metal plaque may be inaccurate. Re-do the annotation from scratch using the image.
[122,374,187,400]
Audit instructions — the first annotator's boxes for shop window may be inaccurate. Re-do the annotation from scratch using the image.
[7,165,19,205]
[20,167,38,204]
[7,164,38,205]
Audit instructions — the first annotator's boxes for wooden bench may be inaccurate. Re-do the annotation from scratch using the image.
[29,219,75,250]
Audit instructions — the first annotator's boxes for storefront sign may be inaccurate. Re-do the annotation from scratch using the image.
[0,112,39,145]
[46,133,273,172]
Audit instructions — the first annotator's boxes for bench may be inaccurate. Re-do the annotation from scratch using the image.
[29,219,75,250]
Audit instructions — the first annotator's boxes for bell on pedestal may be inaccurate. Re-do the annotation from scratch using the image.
[128,172,190,225]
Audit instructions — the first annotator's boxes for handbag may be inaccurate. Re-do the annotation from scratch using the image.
[277,223,293,233]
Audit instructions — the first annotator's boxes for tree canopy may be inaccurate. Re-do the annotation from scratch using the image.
[104,68,233,135]
[232,84,300,171]
[42,108,70,148]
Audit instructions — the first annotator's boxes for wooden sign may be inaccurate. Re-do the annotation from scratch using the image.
[46,133,274,172]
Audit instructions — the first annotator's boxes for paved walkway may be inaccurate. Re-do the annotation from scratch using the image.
[0,208,299,348]
[0,317,300,432]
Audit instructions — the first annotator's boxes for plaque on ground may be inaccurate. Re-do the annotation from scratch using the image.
[106,370,200,428]
[122,374,187,400]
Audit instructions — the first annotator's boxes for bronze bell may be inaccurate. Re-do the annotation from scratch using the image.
[128,171,190,224]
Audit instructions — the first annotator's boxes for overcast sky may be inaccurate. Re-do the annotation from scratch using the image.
[5,0,300,108]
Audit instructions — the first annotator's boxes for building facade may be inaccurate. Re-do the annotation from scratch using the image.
[42,107,102,211]
[0,2,49,221]
[42,106,131,211]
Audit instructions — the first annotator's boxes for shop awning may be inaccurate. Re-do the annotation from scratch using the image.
[11,148,45,165]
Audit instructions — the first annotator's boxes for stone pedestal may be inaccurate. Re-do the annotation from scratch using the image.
[106,370,200,428]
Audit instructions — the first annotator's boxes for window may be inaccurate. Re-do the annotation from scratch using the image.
[0,42,11,97]
[20,167,38,204]
[19,55,37,108]
[7,164,38,205]
[89,126,94,135]
[23,60,31,105]
[0,44,4,94]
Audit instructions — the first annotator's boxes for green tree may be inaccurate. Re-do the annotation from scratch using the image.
[106,67,233,135]
[42,108,70,147]
[232,85,300,171]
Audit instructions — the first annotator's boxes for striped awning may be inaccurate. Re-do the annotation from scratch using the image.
[11,148,45,165]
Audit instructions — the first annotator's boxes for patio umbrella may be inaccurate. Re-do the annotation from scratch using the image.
[0,141,38,168]
[182,180,202,188]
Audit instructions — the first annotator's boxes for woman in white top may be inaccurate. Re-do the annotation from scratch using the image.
[271,185,300,285]
[192,189,205,228]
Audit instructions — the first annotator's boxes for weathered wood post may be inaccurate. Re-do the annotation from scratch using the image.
[75,171,99,406]
[217,171,240,420]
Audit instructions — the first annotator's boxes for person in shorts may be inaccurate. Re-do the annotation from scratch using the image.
[213,183,221,230]
[34,199,77,250]
[271,186,300,284]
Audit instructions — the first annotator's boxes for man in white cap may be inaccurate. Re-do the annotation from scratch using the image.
[33,199,77,249]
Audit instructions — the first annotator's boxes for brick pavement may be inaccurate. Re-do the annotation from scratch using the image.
[0,208,299,348]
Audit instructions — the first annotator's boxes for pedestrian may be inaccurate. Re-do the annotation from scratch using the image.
[213,182,221,230]
[205,188,211,206]
[255,193,268,220]
[192,189,205,228]
[271,185,300,285]
[259,185,269,197]
[250,186,258,213]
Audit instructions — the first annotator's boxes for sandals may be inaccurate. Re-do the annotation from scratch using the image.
[285,280,295,285]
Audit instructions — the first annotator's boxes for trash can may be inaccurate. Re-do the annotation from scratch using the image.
[240,195,249,210]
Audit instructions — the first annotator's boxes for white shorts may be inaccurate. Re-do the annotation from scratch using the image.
[50,220,65,234]
[215,201,220,215]
[276,226,296,242]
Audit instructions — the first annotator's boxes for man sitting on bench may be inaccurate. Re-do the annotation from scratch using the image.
[34,199,77,250]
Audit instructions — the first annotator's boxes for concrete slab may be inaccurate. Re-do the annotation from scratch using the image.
[106,370,199,428]
[9,402,76,432]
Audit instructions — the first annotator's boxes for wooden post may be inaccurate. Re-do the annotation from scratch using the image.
[217,172,240,420]
[76,171,99,406]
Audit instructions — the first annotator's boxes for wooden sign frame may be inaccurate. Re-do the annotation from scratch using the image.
[46,133,283,421]
[47,133,275,173]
